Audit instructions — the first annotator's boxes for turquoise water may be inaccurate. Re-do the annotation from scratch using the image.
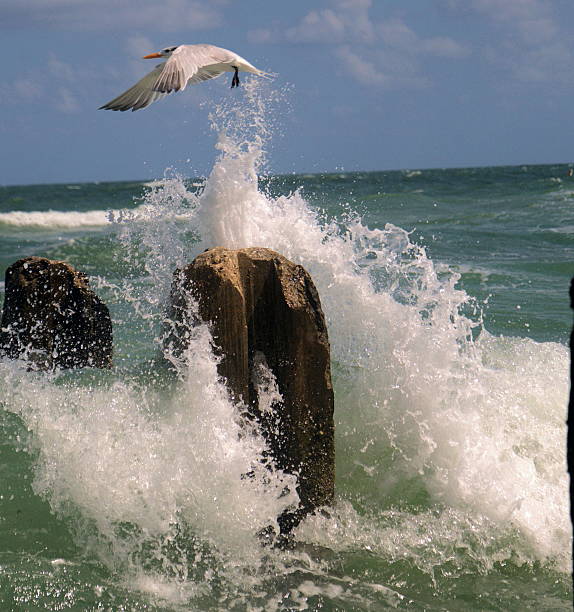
[0,86,572,610]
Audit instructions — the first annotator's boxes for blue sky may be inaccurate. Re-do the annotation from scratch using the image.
[1,0,573,185]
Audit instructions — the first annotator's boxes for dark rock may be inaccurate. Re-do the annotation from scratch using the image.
[0,257,112,370]
[166,247,335,531]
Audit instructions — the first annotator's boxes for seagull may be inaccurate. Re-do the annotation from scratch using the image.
[99,44,267,112]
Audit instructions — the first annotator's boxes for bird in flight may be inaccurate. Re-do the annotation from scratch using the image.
[99,44,267,112]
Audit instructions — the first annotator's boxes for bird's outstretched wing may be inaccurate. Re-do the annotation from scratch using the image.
[99,44,263,112]
[99,64,169,112]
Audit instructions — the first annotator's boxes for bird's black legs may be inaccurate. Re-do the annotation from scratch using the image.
[231,66,240,88]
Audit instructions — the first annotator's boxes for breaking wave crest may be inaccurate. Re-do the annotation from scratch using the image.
[0,78,569,609]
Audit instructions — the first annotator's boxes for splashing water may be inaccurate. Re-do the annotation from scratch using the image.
[0,79,570,609]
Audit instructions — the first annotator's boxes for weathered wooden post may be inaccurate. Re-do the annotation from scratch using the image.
[165,247,335,537]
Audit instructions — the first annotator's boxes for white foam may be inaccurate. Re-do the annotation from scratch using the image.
[0,209,112,228]
[158,80,568,571]
[0,333,299,569]
[0,78,570,607]
[0,203,170,230]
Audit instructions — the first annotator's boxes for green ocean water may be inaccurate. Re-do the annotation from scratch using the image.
[0,102,572,610]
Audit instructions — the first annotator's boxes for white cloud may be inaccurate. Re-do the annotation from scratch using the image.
[13,78,44,101]
[501,39,574,86]
[0,77,42,107]
[471,0,557,44]
[125,36,156,58]
[378,20,418,50]
[378,20,469,59]
[420,37,469,59]
[467,0,574,85]
[55,87,80,113]
[335,46,387,86]
[336,0,376,43]
[286,9,346,44]
[48,55,76,81]
[471,0,546,23]
[118,0,221,32]
[250,2,468,90]
[1,0,222,31]
[0,54,92,113]
[122,36,161,81]
[0,74,45,108]
[285,0,374,44]
[247,29,274,45]
[336,43,432,91]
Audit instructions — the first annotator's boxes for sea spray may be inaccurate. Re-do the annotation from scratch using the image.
[0,79,570,608]
[205,82,570,569]
[118,80,570,574]
[195,155,570,570]
[0,333,300,583]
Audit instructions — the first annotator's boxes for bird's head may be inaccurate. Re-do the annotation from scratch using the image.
[143,46,178,59]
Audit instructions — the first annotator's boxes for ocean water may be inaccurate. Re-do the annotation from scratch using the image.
[0,82,572,610]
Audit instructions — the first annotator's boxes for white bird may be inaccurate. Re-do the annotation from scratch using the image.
[99,44,267,112]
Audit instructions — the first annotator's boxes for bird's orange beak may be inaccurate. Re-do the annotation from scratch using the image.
[143,52,163,59]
